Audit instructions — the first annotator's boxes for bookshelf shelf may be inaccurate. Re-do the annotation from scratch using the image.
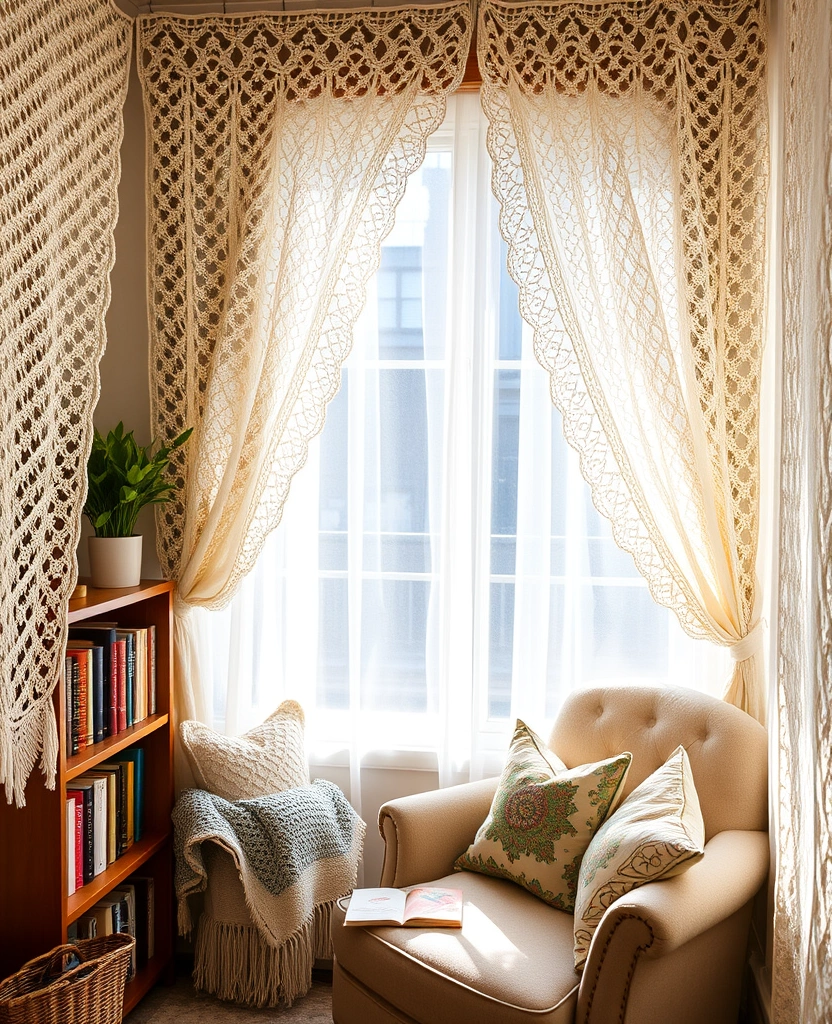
[66,713,169,781]
[0,579,175,1012]
[67,831,170,922]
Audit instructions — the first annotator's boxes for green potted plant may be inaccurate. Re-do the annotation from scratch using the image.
[84,422,192,588]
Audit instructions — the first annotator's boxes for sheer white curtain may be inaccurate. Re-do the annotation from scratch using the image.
[772,0,832,1017]
[193,95,727,810]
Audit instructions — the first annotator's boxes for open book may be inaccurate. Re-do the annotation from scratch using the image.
[344,886,463,928]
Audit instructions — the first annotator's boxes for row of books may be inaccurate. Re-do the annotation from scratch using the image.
[65,747,144,895]
[68,876,155,980]
[64,622,157,754]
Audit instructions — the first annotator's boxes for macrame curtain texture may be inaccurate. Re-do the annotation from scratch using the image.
[478,0,768,721]
[772,0,832,1017]
[138,5,471,726]
[0,0,131,806]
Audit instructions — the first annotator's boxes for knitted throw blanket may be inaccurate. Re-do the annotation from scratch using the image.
[174,780,365,1006]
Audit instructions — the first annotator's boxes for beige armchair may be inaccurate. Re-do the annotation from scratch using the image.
[331,685,769,1024]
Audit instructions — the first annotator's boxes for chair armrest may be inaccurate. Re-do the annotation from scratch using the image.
[577,830,769,1024]
[378,777,499,887]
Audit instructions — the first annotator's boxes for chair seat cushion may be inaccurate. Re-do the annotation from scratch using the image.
[332,872,579,1024]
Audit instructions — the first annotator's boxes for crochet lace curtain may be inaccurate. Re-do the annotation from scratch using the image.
[772,0,832,1017]
[138,5,471,725]
[478,0,768,720]
[0,0,131,806]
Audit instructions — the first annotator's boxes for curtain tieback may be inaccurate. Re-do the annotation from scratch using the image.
[729,619,763,662]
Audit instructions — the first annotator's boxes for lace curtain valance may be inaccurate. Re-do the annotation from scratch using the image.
[138,5,471,732]
[478,0,768,719]
[0,0,131,806]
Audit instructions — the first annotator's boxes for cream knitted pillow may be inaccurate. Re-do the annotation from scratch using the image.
[180,700,309,800]
[573,744,705,969]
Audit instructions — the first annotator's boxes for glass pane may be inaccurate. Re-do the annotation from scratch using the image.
[401,270,421,299]
[378,247,423,358]
[317,577,349,710]
[490,535,516,576]
[378,297,398,331]
[362,368,443,568]
[498,238,522,361]
[364,533,432,574]
[400,299,422,329]
[490,368,519,572]
[587,537,639,579]
[582,584,669,679]
[319,374,348,570]
[376,150,452,363]
[360,579,431,712]
[377,269,397,299]
[544,584,567,717]
[550,408,568,537]
[550,538,566,576]
[488,581,514,718]
[319,532,347,572]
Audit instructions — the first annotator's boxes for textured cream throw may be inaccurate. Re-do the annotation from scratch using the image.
[174,782,365,1007]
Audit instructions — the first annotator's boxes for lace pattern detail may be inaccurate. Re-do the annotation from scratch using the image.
[139,6,471,600]
[478,2,768,680]
[0,0,131,806]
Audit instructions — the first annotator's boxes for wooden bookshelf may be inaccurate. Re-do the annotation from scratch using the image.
[0,579,175,1014]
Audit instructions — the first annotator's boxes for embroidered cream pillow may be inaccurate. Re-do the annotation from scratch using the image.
[180,699,309,801]
[454,720,632,912]
[573,744,705,969]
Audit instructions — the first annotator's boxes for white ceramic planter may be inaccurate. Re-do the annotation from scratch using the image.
[88,535,143,589]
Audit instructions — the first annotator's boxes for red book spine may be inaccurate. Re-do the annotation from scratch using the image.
[108,641,118,736]
[115,639,128,732]
[67,651,88,752]
[68,791,84,890]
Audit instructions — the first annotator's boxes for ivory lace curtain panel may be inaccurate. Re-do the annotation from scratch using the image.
[138,5,471,727]
[773,0,832,1017]
[0,0,131,806]
[478,0,769,720]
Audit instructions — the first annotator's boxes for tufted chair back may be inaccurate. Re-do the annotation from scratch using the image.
[548,684,768,842]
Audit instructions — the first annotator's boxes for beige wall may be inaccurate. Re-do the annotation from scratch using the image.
[78,53,161,580]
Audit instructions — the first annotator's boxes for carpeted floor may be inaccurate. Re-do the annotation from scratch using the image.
[124,969,334,1023]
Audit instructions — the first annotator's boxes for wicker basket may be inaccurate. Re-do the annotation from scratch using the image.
[0,934,135,1024]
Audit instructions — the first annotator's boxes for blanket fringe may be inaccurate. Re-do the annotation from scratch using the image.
[314,898,333,959]
[193,899,337,1008]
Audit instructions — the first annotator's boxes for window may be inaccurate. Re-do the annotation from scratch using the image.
[197,96,725,776]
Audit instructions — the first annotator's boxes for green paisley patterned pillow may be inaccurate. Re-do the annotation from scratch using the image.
[572,744,705,970]
[454,720,631,913]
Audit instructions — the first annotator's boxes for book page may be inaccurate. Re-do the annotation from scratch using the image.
[402,887,463,926]
[344,888,407,925]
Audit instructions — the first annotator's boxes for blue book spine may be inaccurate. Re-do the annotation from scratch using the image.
[115,747,144,842]
[126,635,135,727]
[91,646,105,743]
